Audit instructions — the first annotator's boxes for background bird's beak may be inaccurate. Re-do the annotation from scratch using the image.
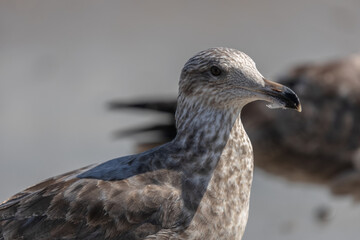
[258,78,302,112]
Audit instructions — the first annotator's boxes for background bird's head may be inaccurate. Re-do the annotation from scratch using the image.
[179,47,301,112]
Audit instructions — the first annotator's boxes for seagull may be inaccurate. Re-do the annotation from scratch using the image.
[110,54,360,201]
[0,47,301,240]
[250,54,360,199]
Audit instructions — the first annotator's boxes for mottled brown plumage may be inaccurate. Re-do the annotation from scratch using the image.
[0,48,300,240]
[111,54,360,200]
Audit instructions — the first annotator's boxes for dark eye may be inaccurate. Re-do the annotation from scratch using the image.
[210,66,222,76]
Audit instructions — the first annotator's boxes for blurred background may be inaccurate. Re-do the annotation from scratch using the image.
[1,0,360,239]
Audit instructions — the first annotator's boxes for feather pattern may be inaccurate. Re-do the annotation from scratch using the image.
[0,47,300,239]
[110,54,360,200]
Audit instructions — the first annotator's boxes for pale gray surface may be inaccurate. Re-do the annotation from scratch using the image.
[1,1,360,239]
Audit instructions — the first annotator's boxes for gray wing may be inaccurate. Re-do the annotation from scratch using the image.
[78,148,158,181]
[0,162,184,239]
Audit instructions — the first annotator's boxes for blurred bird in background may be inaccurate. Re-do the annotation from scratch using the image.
[109,54,360,200]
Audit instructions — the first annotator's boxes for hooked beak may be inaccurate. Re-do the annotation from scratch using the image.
[256,78,302,112]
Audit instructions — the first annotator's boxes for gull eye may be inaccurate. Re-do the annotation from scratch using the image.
[210,66,222,76]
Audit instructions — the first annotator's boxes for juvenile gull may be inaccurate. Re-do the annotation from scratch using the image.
[0,47,301,240]
[111,54,360,200]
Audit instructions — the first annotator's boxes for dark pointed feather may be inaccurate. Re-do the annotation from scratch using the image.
[108,100,177,114]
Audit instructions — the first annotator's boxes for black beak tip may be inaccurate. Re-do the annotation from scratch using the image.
[283,87,302,112]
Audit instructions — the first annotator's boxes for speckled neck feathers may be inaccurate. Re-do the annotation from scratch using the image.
[170,94,254,239]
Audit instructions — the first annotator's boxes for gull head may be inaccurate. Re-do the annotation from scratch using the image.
[179,47,301,112]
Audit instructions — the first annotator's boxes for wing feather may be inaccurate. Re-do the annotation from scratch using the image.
[0,167,184,239]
